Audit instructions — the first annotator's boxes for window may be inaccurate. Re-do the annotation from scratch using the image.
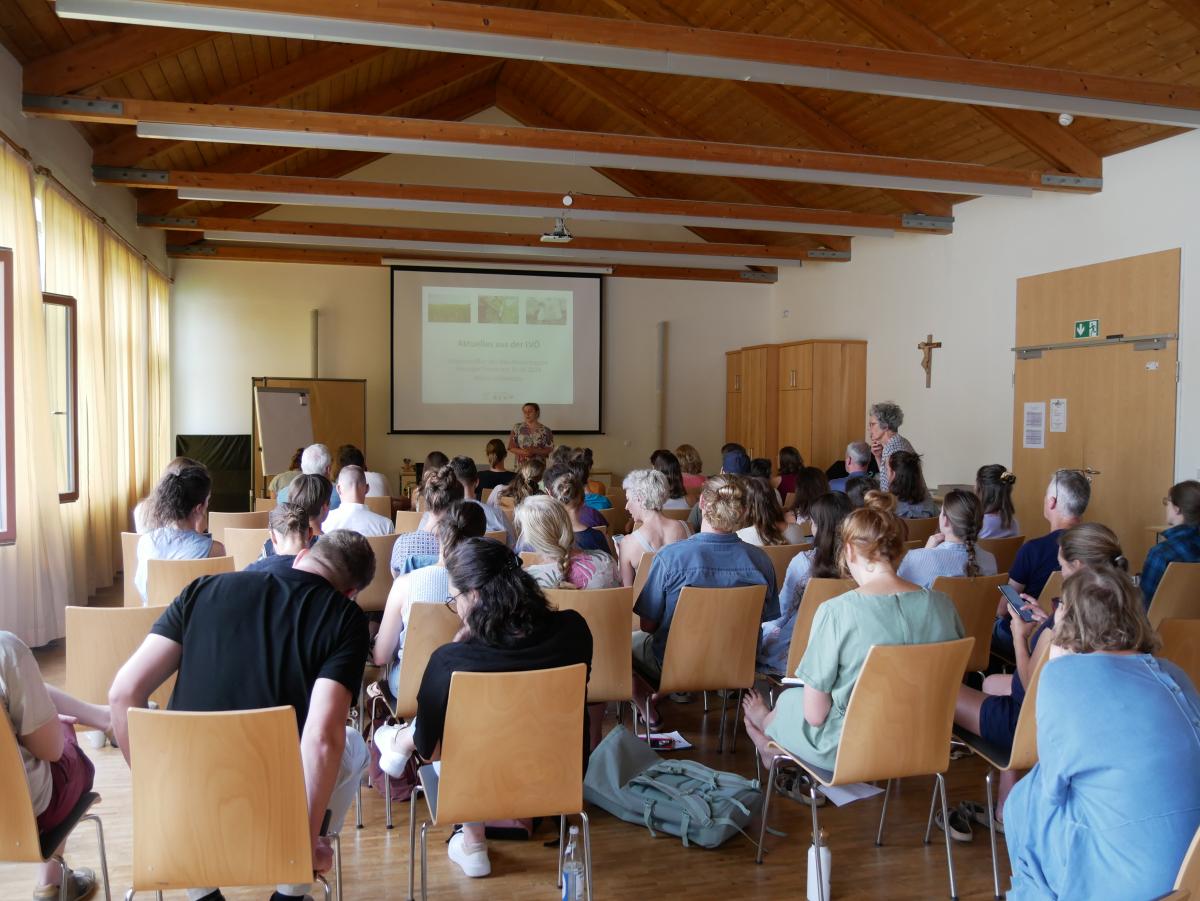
[0,248,12,541]
[43,292,78,503]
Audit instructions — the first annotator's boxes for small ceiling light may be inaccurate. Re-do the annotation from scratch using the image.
[1058,113,1074,127]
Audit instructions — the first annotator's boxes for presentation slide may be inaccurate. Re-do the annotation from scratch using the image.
[391,267,602,433]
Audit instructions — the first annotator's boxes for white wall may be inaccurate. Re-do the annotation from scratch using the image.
[772,127,1200,487]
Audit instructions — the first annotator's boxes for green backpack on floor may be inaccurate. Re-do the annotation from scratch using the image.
[583,725,763,849]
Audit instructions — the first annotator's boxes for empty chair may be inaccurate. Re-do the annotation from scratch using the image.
[66,606,175,711]
[978,535,1024,574]
[145,556,235,607]
[760,544,808,589]
[121,531,140,607]
[1148,562,1200,629]
[223,527,270,571]
[207,511,270,545]
[352,534,399,614]
[546,587,635,707]
[1158,619,1200,688]
[254,496,277,513]
[123,706,337,899]
[932,574,1008,675]
[365,495,392,518]
[394,511,424,534]
[904,518,940,544]
[661,508,691,522]
[598,506,628,536]
[757,638,974,901]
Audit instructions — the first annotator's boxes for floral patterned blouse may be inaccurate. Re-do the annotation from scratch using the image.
[510,421,554,455]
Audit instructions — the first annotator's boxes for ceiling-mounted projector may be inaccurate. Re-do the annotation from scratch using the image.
[540,217,573,244]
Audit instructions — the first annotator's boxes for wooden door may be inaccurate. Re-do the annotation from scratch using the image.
[810,342,867,470]
[778,388,813,462]
[1012,250,1179,569]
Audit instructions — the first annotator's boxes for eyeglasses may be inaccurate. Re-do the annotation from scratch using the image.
[445,592,466,612]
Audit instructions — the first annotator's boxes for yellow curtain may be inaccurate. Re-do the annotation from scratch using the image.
[0,146,71,645]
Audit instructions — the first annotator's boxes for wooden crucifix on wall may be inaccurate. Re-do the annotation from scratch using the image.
[918,334,942,388]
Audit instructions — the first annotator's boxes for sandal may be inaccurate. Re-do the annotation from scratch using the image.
[934,807,973,843]
[959,800,1005,835]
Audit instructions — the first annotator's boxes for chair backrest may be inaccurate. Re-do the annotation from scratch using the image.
[126,707,312,890]
[0,709,44,863]
[760,543,807,588]
[437,664,587,824]
[146,556,235,607]
[207,511,270,545]
[1036,570,1064,617]
[480,487,492,502]
[606,487,626,510]
[902,539,924,552]
[782,491,796,510]
[394,510,424,534]
[931,574,1008,673]
[365,495,392,518]
[977,535,1024,574]
[659,585,766,694]
[223,527,270,571]
[904,517,941,543]
[1175,823,1200,894]
[520,551,540,567]
[832,638,973,784]
[784,578,858,676]
[122,530,140,606]
[661,507,691,522]
[684,486,702,507]
[598,505,628,536]
[1158,619,1200,689]
[545,587,634,704]
[253,496,276,513]
[66,606,175,710]
[1149,562,1200,629]
[484,529,507,543]
[393,602,462,719]
[1005,651,1048,772]
[354,534,399,613]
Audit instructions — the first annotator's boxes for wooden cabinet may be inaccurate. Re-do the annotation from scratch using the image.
[738,346,778,460]
[778,342,813,391]
[778,388,813,462]
[726,351,743,393]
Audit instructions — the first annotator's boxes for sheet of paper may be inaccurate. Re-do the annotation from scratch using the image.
[821,781,886,807]
[1049,397,1068,433]
[1023,401,1046,449]
[648,730,694,750]
[781,677,805,686]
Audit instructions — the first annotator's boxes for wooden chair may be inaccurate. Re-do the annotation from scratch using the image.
[253,496,276,513]
[630,550,655,628]
[1148,563,1200,629]
[1036,570,1064,617]
[606,486,626,511]
[207,511,269,545]
[223,527,270,571]
[757,638,974,901]
[1158,619,1200,687]
[520,551,541,567]
[394,510,424,534]
[637,585,767,751]
[661,507,692,522]
[145,556,234,607]
[902,538,924,552]
[124,706,336,899]
[932,574,1008,675]
[410,665,591,901]
[365,495,392,518]
[940,653,1047,899]
[546,587,635,707]
[66,606,175,711]
[121,531,140,607]
[598,505,628,536]
[480,487,492,502]
[0,709,111,901]
[484,529,507,542]
[768,578,856,682]
[782,491,795,510]
[760,543,807,589]
[353,534,399,613]
[1163,825,1200,900]
[904,517,941,543]
[684,486,702,507]
[978,535,1024,574]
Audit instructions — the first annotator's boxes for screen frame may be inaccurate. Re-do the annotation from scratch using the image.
[388,264,604,435]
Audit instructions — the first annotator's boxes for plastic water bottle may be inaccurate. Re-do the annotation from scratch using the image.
[807,828,831,901]
[562,825,584,900]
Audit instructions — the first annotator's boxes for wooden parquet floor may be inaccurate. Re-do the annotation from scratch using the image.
[2,586,1010,900]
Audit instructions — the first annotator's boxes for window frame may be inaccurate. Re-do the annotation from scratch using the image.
[0,247,12,542]
[42,291,79,504]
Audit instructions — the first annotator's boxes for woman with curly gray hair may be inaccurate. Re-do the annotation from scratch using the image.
[868,401,915,491]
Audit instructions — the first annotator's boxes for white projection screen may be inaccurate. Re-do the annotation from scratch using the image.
[390,267,603,433]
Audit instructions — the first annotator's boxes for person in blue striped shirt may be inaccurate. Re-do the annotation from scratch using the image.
[898,489,997,589]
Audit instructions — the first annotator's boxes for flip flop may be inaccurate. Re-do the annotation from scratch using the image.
[960,800,1005,835]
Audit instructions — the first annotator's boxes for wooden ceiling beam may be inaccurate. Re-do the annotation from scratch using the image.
[21,25,214,95]
[1168,0,1200,33]
[823,0,1103,177]
[51,0,1200,126]
[93,43,392,168]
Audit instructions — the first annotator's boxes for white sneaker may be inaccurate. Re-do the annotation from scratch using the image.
[372,723,413,778]
[447,831,491,878]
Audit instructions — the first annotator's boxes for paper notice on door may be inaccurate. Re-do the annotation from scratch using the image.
[1049,398,1068,433]
[1023,402,1046,449]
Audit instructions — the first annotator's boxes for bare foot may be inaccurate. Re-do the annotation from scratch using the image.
[742,691,770,731]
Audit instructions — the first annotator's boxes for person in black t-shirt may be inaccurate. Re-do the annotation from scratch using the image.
[373,537,592,882]
[475,438,516,492]
[109,530,375,901]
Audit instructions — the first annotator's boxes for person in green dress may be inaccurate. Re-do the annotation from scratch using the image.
[742,490,965,773]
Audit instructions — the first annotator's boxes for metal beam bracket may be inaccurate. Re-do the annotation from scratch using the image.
[93,166,169,184]
[901,213,955,231]
[1040,173,1103,189]
[806,249,852,260]
[739,270,778,283]
[140,215,198,227]
[23,94,123,115]
[167,243,216,255]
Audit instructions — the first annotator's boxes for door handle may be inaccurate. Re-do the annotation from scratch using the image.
[1084,468,1102,477]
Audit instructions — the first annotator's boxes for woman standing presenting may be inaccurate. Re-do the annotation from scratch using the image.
[508,402,554,464]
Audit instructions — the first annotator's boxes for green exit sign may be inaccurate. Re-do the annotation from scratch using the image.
[1074,318,1099,339]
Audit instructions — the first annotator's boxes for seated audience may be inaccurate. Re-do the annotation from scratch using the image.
[476,438,515,492]
[898,489,997,589]
[651,449,691,510]
[741,492,963,774]
[845,473,878,509]
[323,465,395,537]
[419,456,512,544]
[517,496,619,590]
[618,469,691,587]
[976,464,1020,538]
[571,450,612,510]
[133,455,203,533]
[758,492,854,673]
[749,457,773,481]
[2,631,112,901]
[412,451,450,513]
[675,444,706,492]
[1141,479,1200,608]
[375,501,487,696]
[828,442,872,493]
[247,502,313,575]
[738,475,807,546]
[277,443,341,511]
[336,444,392,498]
[787,466,831,530]
[373,538,593,880]
[687,448,751,532]
[263,473,331,558]
[772,446,803,503]
[110,531,375,901]
[545,468,609,546]
[886,450,939,519]
[267,447,305,498]
[391,466,463,576]
[134,464,226,603]
[1004,566,1200,901]
[869,401,915,492]
[633,475,779,728]
[487,457,544,509]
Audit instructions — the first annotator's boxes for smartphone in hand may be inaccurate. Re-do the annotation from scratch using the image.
[998,584,1036,623]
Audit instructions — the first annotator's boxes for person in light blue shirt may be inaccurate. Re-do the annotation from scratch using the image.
[886,450,938,519]
[277,442,341,511]
[1005,565,1200,901]
[898,490,997,589]
[134,465,224,603]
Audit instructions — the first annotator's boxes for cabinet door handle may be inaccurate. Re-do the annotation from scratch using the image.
[734,375,740,391]
[789,369,796,387]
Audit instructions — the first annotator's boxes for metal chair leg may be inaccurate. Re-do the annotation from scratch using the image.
[557,815,566,888]
[756,754,783,864]
[937,773,960,901]
[407,786,422,901]
[419,821,430,901]
[923,778,938,844]
[123,891,135,901]
[875,779,892,847]
[985,768,1001,900]
[810,781,826,901]
[580,810,594,901]
[730,689,743,753]
[717,690,729,753]
[644,698,653,746]
[315,873,332,901]
[331,832,342,901]
[703,691,709,713]
[83,814,111,901]
[57,858,68,901]
[355,779,363,829]
[385,773,394,829]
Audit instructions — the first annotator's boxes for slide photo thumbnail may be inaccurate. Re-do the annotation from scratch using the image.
[526,296,568,325]
[477,295,519,324]
[426,301,471,323]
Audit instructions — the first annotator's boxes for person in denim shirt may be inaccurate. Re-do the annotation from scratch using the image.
[1141,480,1200,608]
